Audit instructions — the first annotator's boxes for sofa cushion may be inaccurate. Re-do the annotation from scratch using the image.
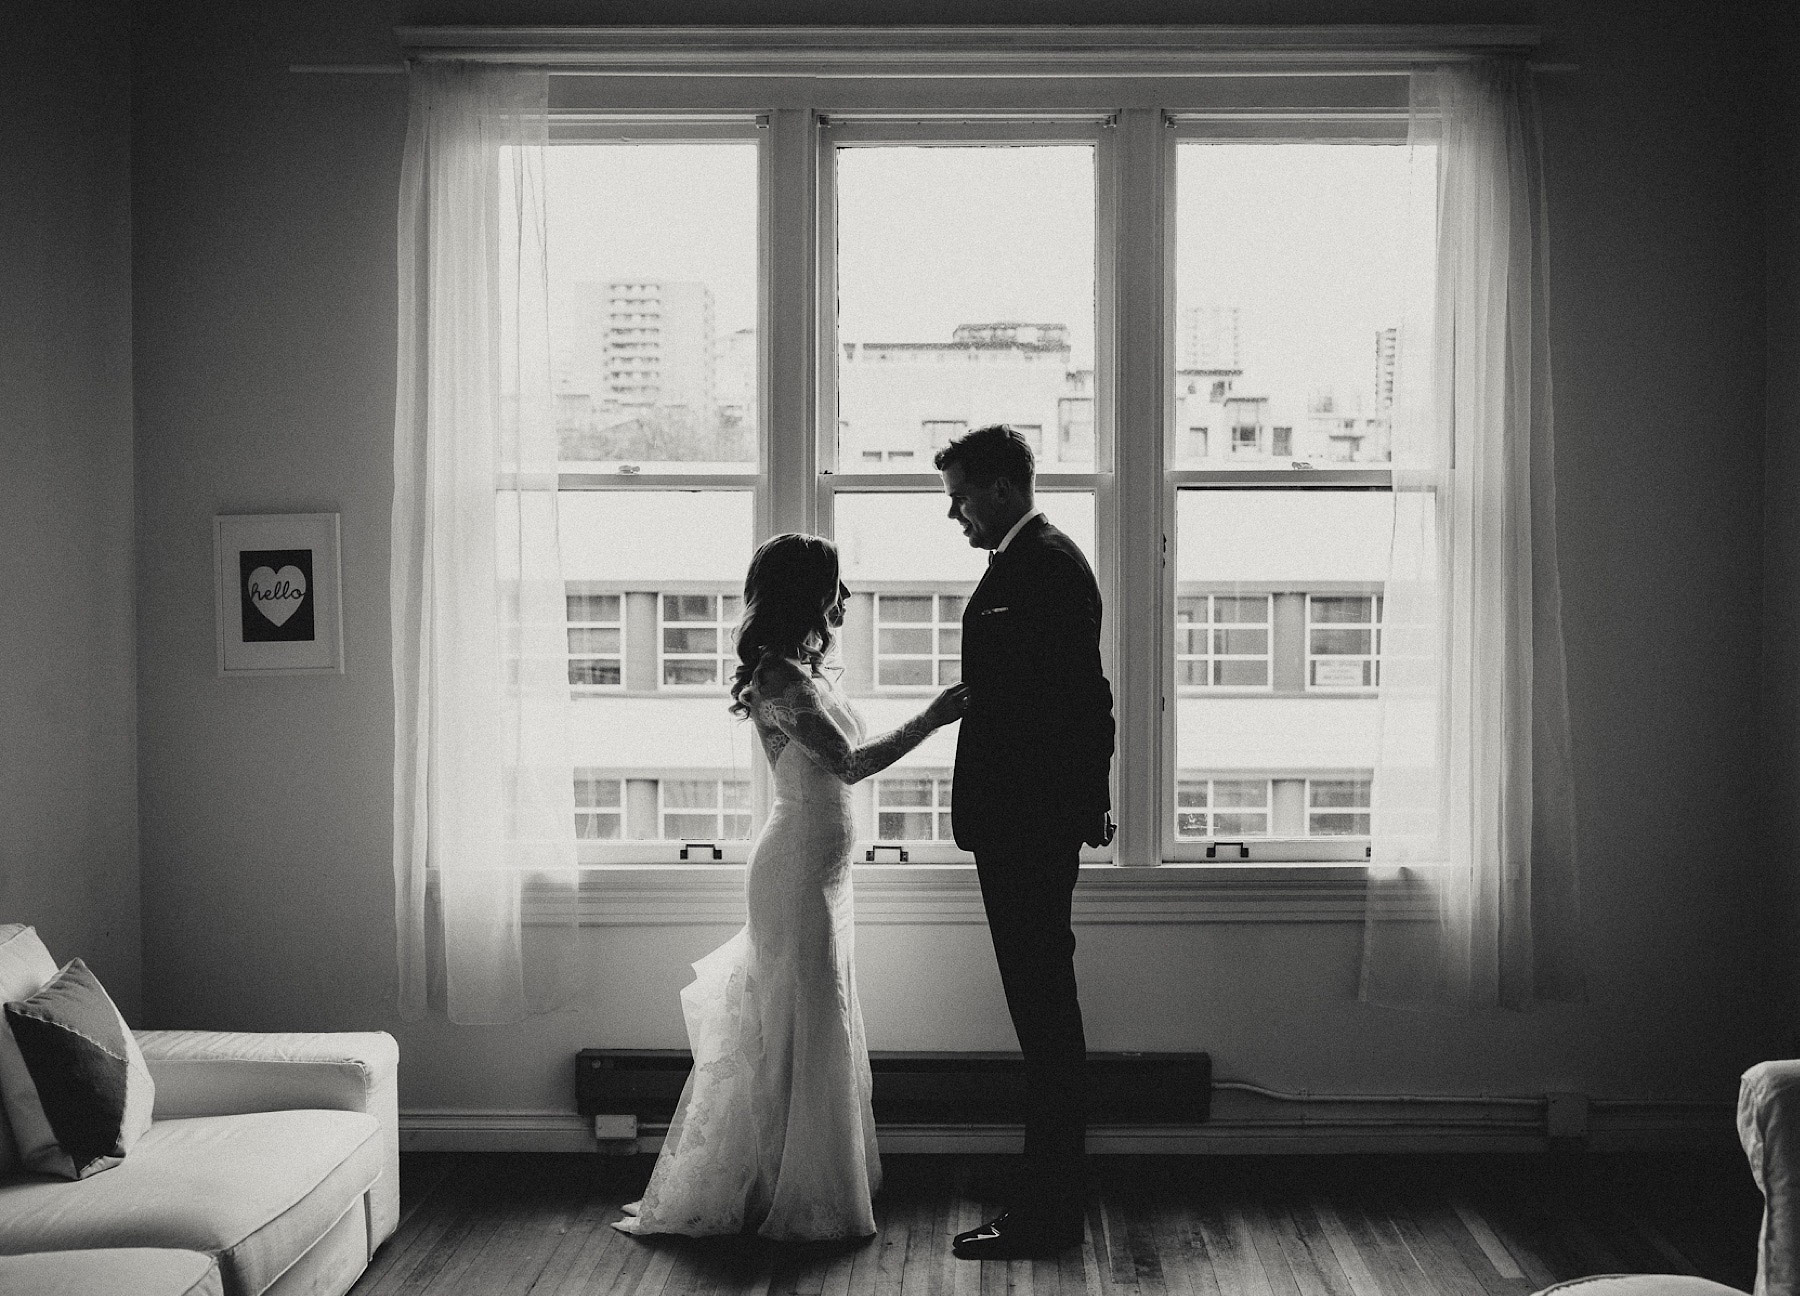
[0,1247,222,1296]
[0,1109,380,1296]
[0,925,62,1177]
[3,959,155,1178]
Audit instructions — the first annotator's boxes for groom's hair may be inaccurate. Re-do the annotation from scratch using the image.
[934,424,1035,491]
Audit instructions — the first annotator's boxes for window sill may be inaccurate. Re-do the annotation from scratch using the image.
[530,862,1373,925]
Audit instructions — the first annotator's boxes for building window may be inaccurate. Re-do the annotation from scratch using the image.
[922,418,968,442]
[1308,594,1382,690]
[566,591,624,691]
[661,778,753,840]
[1175,778,1271,839]
[1185,427,1210,459]
[1175,594,1271,688]
[1271,427,1293,457]
[574,773,625,839]
[660,593,743,688]
[875,774,954,841]
[1308,777,1372,835]
[1231,425,1262,455]
[874,593,964,688]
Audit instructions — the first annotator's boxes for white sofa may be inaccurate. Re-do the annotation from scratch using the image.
[0,931,399,1296]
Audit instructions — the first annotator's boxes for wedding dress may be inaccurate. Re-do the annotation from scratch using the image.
[615,666,933,1241]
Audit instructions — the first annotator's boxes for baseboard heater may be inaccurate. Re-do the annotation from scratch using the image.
[577,1049,1212,1126]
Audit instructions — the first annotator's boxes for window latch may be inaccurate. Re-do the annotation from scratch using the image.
[864,845,910,863]
[1205,841,1250,860]
[680,842,722,861]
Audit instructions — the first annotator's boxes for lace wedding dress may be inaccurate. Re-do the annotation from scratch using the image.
[615,667,935,1242]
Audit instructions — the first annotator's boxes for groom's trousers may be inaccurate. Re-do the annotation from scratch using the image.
[973,825,1087,1215]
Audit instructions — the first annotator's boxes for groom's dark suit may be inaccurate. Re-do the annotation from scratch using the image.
[954,513,1114,1217]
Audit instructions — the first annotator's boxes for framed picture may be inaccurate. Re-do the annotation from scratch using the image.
[214,513,344,676]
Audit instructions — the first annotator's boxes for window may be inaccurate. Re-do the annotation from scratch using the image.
[875,773,954,841]
[1309,594,1383,690]
[574,773,625,839]
[660,593,743,688]
[549,128,759,863]
[661,778,753,841]
[565,591,624,692]
[1166,122,1424,863]
[1175,778,1271,839]
[527,51,1439,871]
[1308,777,1372,836]
[874,594,964,688]
[1175,594,1271,689]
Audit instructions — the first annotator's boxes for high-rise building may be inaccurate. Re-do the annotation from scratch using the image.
[1179,305,1242,371]
[1373,326,1398,412]
[600,280,716,414]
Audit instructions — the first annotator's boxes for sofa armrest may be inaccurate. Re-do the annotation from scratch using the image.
[1742,1059,1800,1296]
[135,1030,400,1248]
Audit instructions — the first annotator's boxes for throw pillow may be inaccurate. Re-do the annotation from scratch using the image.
[2,959,154,1179]
[0,925,62,1176]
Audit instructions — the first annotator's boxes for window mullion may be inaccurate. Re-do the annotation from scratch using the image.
[1111,107,1171,868]
[763,106,817,540]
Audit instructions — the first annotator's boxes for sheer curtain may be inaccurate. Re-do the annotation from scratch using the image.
[392,63,578,1025]
[1360,58,1583,1012]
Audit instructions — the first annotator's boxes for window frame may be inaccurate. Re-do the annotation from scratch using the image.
[565,586,627,695]
[656,589,744,693]
[403,28,1541,896]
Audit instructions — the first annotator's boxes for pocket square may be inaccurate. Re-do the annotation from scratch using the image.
[980,606,1012,616]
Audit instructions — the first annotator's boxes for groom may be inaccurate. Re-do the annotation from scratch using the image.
[936,424,1115,1260]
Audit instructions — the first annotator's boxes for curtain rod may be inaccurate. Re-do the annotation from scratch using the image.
[289,61,1579,75]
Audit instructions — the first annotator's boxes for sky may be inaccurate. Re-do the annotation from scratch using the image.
[547,138,1428,413]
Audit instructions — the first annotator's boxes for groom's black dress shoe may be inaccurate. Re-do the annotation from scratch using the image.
[952,1210,1084,1260]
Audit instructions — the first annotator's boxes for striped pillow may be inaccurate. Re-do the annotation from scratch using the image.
[2,959,154,1179]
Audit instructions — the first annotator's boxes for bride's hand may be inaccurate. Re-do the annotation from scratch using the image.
[923,682,971,728]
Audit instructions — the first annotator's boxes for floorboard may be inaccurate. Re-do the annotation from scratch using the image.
[347,1150,1762,1296]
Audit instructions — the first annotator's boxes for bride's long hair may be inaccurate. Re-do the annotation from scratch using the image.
[728,533,842,718]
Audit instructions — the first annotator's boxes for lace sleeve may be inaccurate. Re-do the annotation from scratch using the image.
[757,669,939,785]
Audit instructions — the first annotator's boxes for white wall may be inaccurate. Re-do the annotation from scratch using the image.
[1,1,139,1013]
[124,0,1786,1126]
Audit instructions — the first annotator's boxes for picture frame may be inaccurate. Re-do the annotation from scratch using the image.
[214,513,344,676]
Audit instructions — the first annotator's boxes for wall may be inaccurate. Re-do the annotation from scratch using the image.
[128,0,1782,1130]
[1767,0,1800,1039]
[1,2,140,1013]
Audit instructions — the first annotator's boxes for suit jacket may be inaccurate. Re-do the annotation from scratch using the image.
[952,514,1115,850]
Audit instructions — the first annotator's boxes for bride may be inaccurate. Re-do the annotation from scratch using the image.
[614,532,969,1242]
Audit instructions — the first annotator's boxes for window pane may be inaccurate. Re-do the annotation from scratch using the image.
[879,811,934,840]
[879,659,934,687]
[1173,489,1390,845]
[938,595,967,621]
[568,628,621,654]
[665,813,719,839]
[1213,780,1268,809]
[549,142,757,470]
[569,660,622,687]
[721,780,751,810]
[1311,596,1373,624]
[1174,143,1422,468]
[882,778,934,806]
[561,491,753,840]
[574,776,623,808]
[937,659,962,686]
[576,814,622,840]
[1213,813,1269,836]
[836,145,1096,473]
[1176,781,1209,809]
[663,780,716,809]
[879,628,933,655]
[882,596,933,622]
[567,593,621,621]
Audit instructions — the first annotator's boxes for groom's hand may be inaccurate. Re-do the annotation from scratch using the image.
[1082,813,1115,848]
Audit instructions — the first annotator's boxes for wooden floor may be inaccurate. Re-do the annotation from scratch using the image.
[351,1149,1762,1295]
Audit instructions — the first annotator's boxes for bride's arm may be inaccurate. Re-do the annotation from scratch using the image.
[754,662,968,786]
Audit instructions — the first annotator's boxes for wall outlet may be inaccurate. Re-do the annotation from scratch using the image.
[592,1114,639,1141]
[1545,1091,1589,1139]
